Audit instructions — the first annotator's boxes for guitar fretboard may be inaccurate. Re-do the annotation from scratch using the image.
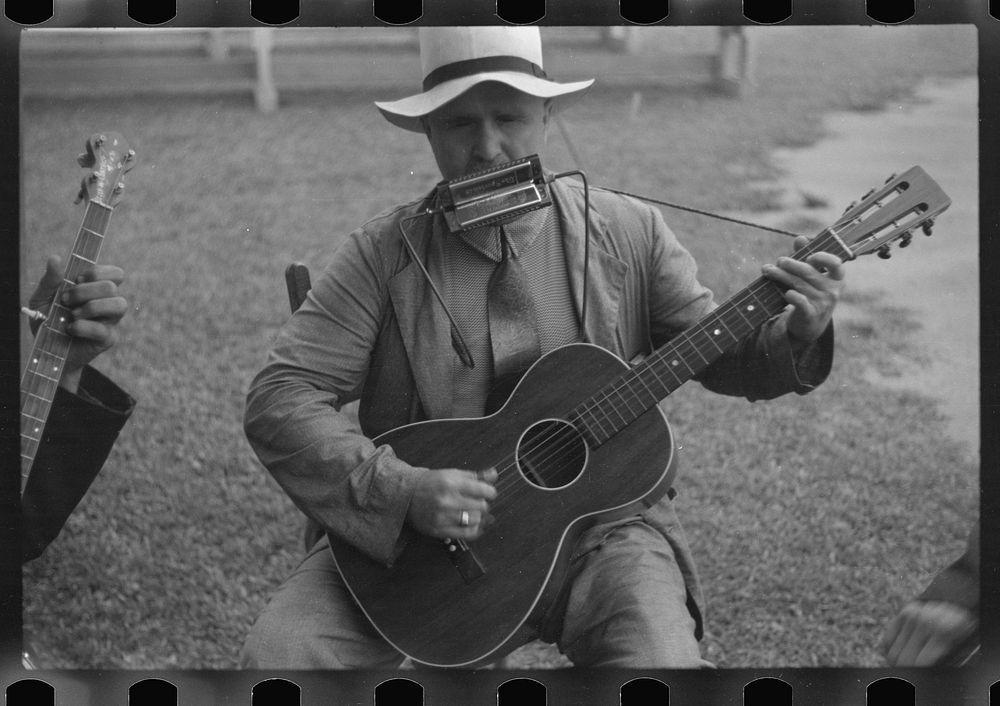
[20,200,112,489]
[570,229,851,446]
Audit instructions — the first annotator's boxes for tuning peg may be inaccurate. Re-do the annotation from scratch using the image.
[842,200,858,215]
[74,179,87,204]
[899,232,912,248]
[113,181,125,195]
[125,149,136,162]
[862,187,876,200]
[922,219,935,236]
[877,245,892,259]
[883,173,897,184]
[76,151,93,168]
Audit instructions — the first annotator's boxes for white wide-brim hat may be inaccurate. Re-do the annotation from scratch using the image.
[375,26,595,133]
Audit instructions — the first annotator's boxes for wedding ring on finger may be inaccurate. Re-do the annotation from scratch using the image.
[460,510,471,527]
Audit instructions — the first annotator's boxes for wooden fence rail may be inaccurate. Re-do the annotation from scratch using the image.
[20,28,753,111]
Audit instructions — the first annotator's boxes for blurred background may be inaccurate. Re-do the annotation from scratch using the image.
[18,25,978,669]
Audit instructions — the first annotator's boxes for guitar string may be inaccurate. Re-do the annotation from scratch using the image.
[563,233,840,434]
[492,196,932,503]
[484,239,824,492]
[495,188,938,499]
[485,275,796,498]
[482,278,796,504]
[21,295,88,471]
[20,202,109,481]
[21,317,74,476]
[572,278,787,437]
[481,231,848,502]
[485,286,786,505]
[444,183,894,496]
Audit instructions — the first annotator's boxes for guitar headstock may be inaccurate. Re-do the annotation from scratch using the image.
[75,132,136,208]
[829,167,951,260]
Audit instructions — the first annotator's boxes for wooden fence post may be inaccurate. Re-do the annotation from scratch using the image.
[206,29,228,61]
[714,27,754,97]
[253,28,278,112]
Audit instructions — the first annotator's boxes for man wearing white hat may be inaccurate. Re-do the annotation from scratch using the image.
[241,26,843,668]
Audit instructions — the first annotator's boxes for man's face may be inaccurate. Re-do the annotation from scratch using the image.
[423,82,550,181]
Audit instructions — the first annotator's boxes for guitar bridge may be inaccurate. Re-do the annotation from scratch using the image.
[443,538,486,583]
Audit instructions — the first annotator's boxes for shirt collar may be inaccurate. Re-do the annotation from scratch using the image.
[454,204,551,262]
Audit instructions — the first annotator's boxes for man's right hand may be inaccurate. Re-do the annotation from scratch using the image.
[880,600,978,666]
[406,468,498,540]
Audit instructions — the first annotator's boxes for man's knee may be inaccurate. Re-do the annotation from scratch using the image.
[558,520,706,667]
[239,596,405,669]
[239,609,317,669]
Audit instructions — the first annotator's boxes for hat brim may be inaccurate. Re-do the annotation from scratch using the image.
[375,72,595,133]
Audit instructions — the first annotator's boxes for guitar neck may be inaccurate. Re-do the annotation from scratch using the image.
[571,228,852,446]
[20,200,112,486]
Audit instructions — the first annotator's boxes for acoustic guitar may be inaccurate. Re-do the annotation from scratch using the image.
[20,132,135,490]
[327,167,951,667]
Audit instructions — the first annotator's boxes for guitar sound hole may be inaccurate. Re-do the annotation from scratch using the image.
[515,419,588,490]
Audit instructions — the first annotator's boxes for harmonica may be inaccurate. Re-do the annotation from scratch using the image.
[436,154,551,233]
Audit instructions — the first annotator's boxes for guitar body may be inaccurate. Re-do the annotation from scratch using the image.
[327,343,676,667]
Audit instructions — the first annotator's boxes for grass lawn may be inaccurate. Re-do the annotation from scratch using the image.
[19,25,978,669]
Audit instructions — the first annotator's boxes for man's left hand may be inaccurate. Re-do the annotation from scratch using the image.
[28,255,129,393]
[762,235,845,344]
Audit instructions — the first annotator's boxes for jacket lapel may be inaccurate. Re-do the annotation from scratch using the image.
[551,179,628,355]
[387,214,456,420]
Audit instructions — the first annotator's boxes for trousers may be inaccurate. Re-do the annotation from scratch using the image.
[239,519,710,669]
